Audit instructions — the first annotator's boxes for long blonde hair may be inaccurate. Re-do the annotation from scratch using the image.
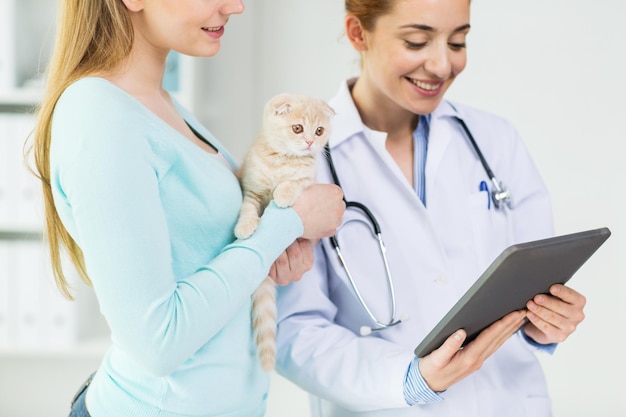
[31,0,134,299]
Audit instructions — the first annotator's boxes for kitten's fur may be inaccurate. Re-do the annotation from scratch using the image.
[235,93,335,371]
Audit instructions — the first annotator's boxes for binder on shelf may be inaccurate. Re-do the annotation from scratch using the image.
[0,114,11,225]
[1,0,56,98]
[0,0,107,358]
[9,240,42,348]
[4,240,79,349]
[14,0,56,92]
[40,247,78,348]
[0,0,17,92]
[4,112,42,229]
[0,241,9,348]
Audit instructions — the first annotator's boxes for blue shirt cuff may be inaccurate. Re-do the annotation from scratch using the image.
[520,329,558,354]
[403,356,443,405]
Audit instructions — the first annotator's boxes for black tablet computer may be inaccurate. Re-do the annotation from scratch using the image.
[414,227,611,358]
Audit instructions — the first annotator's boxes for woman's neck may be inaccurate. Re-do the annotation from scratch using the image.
[104,43,168,101]
[350,78,418,143]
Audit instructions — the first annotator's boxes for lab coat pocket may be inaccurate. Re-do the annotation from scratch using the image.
[467,190,512,269]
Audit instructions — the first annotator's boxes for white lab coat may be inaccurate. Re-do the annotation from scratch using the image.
[275,80,555,417]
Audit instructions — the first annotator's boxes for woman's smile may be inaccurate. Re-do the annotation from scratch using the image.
[406,77,444,96]
[201,25,225,39]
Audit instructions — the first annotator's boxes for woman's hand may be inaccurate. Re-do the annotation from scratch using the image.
[268,184,344,286]
[523,284,586,344]
[292,184,345,240]
[418,310,527,392]
[269,239,314,286]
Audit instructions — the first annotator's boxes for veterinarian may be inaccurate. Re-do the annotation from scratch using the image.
[275,0,587,416]
[30,1,345,417]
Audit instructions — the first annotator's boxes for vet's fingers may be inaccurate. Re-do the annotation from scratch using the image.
[549,284,587,310]
[525,301,580,343]
[527,290,585,332]
[417,329,466,392]
[469,310,527,360]
[523,315,562,344]
[487,310,527,351]
[425,329,466,363]
[419,311,525,393]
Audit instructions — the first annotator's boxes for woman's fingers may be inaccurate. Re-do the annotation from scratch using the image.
[524,285,586,344]
[419,310,526,392]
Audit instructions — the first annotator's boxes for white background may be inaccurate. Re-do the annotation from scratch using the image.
[2,1,624,416]
[197,1,626,416]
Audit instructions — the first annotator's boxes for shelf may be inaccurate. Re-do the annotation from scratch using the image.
[0,229,43,240]
[0,89,43,111]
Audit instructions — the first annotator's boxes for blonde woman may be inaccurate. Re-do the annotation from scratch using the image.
[31,1,344,416]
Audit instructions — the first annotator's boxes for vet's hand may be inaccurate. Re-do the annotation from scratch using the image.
[523,284,586,344]
[292,184,345,240]
[269,239,314,286]
[418,310,527,392]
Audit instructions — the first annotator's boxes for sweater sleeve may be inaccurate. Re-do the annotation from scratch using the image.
[50,79,303,376]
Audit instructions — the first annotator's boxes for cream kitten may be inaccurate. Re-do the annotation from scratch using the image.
[235,93,335,371]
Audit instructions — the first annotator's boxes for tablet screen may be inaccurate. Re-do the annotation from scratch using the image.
[414,227,611,358]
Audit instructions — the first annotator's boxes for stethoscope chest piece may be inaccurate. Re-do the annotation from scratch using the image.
[490,178,513,209]
[452,114,513,210]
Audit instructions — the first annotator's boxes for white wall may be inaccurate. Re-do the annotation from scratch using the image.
[449,3,626,416]
[196,0,359,161]
[4,2,623,416]
[195,1,626,416]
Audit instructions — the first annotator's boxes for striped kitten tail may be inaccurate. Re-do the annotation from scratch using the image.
[252,276,277,372]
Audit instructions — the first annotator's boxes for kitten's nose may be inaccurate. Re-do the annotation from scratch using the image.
[305,140,313,147]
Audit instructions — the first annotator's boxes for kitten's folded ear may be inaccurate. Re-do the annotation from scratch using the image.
[268,93,294,116]
[322,101,337,119]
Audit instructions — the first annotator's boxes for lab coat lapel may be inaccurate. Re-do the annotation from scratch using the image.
[425,101,458,202]
[362,126,424,207]
[363,126,453,276]
[328,82,453,275]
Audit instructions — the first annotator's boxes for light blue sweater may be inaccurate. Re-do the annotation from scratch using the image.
[50,77,303,417]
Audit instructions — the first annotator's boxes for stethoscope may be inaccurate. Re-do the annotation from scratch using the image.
[324,114,513,336]
[452,115,513,210]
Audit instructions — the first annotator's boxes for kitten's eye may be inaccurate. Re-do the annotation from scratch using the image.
[315,127,325,136]
[292,124,303,134]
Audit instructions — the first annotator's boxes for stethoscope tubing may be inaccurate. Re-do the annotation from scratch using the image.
[331,225,397,328]
[323,111,512,334]
[452,114,512,209]
[325,146,401,332]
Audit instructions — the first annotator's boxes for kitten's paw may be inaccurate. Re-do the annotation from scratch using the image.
[235,217,259,239]
[273,184,299,208]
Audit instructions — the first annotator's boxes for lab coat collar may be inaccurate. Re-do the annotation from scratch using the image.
[431,99,463,121]
[327,79,367,150]
[328,78,465,149]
